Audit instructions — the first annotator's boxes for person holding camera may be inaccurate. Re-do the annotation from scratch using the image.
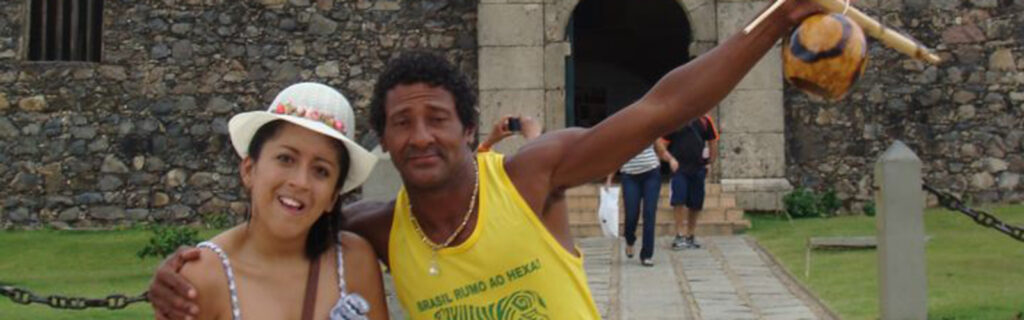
[477,116,542,153]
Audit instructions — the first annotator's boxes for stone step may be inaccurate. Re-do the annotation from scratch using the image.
[569,220,749,238]
[565,205,741,219]
[567,207,745,224]
[565,194,737,212]
[565,183,748,237]
[566,183,723,197]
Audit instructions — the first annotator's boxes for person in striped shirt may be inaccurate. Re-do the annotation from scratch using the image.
[606,141,676,266]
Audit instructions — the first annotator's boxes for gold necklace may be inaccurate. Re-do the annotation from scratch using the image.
[408,159,478,276]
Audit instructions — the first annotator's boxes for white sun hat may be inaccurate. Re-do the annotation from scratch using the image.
[228,82,377,194]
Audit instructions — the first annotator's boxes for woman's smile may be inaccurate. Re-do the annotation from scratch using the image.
[276,195,307,215]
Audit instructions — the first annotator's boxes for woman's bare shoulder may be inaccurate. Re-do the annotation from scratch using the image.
[338,231,383,279]
[181,244,231,318]
[338,231,377,258]
[337,231,388,319]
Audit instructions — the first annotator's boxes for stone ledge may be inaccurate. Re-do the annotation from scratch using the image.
[734,191,789,211]
[721,178,793,211]
[720,178,793,192]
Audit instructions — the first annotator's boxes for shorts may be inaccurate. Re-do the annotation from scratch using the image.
[670,167,707,210]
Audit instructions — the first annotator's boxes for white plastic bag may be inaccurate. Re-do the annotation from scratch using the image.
[598,186,620,238]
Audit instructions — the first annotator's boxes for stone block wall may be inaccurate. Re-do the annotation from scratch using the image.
[785,0,1024,211]
[0,0,477,228]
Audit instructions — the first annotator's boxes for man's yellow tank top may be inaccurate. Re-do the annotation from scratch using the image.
[389,152,600,319]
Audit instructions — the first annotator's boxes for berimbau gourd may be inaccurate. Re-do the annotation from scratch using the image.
[744,0,942,100]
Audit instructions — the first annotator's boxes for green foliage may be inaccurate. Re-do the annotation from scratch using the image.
[819,189,842,216]
[136,225,200,259]
[783,187,845,218]
[203,213,236,229]
[783,187,823,218]
[863,200,876,217]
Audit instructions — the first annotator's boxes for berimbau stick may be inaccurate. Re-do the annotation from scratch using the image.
[743,0,941,64]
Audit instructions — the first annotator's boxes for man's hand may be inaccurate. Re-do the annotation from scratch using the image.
[654,139,677,173]
[519,116,542,140]
[489,116,516,142]
[150,246,201,320]
[780,0,832,26]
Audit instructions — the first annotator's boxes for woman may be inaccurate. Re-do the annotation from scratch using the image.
[180,82,387,320]
[605,140,676,267]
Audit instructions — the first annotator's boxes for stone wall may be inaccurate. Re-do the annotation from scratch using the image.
[785,0,1024,211]
[0,0,478,228]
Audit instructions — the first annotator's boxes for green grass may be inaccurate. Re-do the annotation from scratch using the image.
[0,227,220,320]
[747,205,1024,319]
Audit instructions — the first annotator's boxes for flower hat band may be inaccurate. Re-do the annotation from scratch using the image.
[272,101,348,135]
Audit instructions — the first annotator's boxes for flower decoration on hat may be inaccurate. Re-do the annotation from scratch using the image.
[273,102,348,135]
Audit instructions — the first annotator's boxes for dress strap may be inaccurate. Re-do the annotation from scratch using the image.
[301,254,321,320]
[329,240,370,320]
[335,243,346,292]
[196,241,242,320]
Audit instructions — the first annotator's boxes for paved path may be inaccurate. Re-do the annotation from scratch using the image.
[383,235,831,319]
[581,236,834,320]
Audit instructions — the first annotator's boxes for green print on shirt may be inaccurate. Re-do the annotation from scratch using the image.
[416,259,543,313]
[432,290,548,320]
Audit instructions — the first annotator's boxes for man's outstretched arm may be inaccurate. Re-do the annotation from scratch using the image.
[509,0,821,191]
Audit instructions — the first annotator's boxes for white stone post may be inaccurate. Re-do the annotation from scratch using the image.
[874,140,927,319]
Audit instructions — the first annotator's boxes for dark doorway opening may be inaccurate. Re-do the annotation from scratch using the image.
[566,0,692,128]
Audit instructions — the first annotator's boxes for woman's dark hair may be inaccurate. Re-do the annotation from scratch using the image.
[369,50,478,137]
[247,120,351,260]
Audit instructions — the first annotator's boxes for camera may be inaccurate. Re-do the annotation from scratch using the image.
[507,117,521,132]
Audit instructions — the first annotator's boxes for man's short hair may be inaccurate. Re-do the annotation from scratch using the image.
[369,50,478,137]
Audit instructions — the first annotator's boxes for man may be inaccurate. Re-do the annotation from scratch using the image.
[150,2,823,318]
[664,113,718,250]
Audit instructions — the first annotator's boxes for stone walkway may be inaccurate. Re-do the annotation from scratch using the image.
[581,236,835,320]
[383,235,833,319]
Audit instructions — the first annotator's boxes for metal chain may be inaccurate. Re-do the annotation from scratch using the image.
[1,285,148,310]
[923,184,1024,243]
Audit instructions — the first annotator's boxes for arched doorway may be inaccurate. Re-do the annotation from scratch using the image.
[566,0,692,127]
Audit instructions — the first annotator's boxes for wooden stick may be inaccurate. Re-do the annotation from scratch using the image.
[809,0,941,64]
[744,0,787,34]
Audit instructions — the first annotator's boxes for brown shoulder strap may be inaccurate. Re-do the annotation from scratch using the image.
[301,255,321,320]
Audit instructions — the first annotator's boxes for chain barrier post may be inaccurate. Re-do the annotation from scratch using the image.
[874,140,927,319]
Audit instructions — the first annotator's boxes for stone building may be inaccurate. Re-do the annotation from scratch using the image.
[1,0,1021,228]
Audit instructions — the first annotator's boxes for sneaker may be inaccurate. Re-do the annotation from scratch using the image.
[641,258,654,267]
[671,235,686,251]
[625,245,635,259]
[686,236,702,249]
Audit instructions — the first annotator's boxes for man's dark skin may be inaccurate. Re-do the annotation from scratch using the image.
[150,2,823,318]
